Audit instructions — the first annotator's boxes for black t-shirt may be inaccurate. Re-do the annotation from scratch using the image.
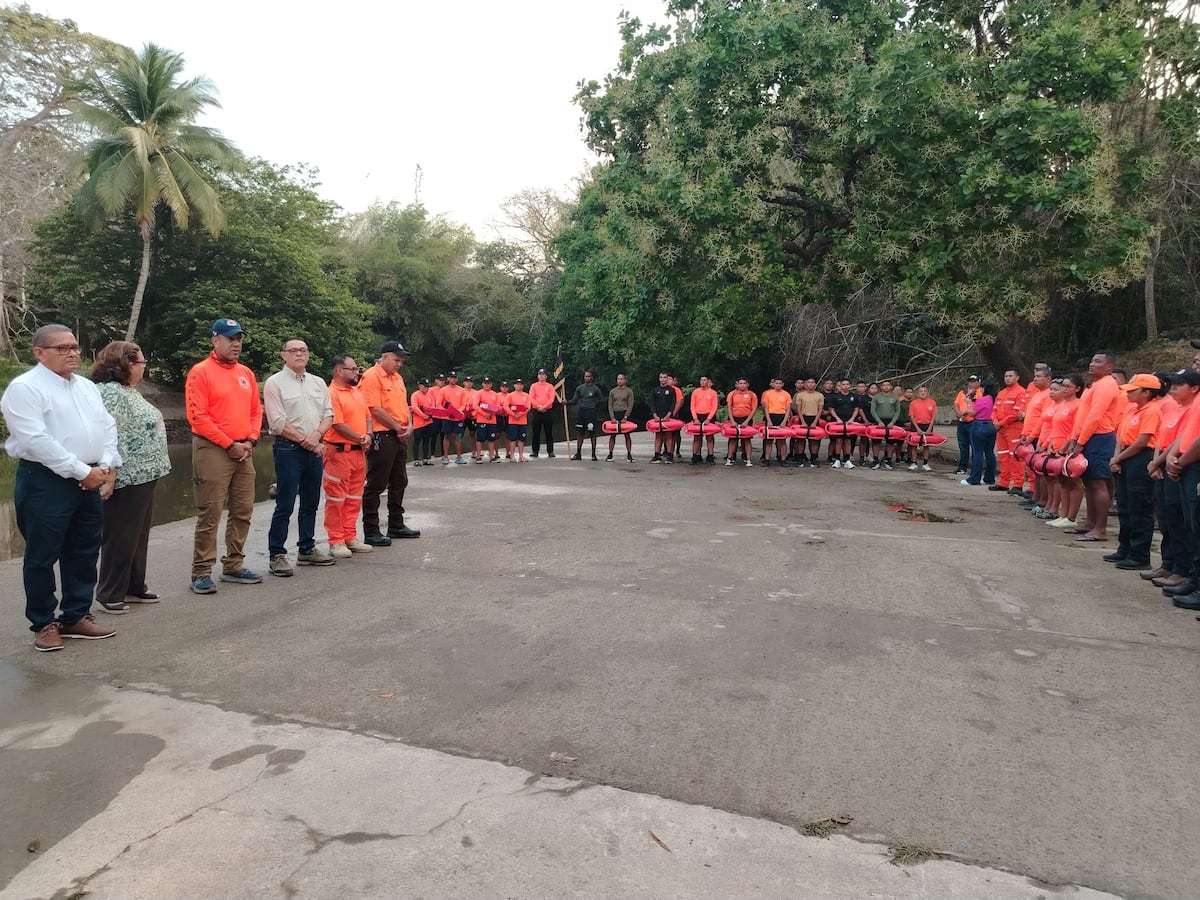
[650,385,676,416]
[827,392,858,421]
[854,391,875,422]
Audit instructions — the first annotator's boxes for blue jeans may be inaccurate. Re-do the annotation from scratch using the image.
[956,421,972,470]
[14,461,103,630]
[268,439,324,556]
[968,420,996,484]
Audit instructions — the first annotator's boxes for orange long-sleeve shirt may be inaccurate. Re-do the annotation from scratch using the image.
[1071,375,1121,444]
[409,386,435,429]
[1157,399,1189,449]
[1021,385,1052,439]
[440,384,467,416]
[529,381,555,411]
[358,364,409,431]
[185,353,262,447]
[994,383,1026,428]
[474,389,500,424]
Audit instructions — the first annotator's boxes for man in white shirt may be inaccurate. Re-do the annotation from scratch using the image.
[1,324,120,651]
[263,337,335,576]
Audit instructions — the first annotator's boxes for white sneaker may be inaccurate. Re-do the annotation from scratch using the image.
[329,543,352,559]
[1048,517,1076,527]
[844,460,855,469]
[922,463,932,472]
[725,458,733,466]
[831,459,841,469]
[346,539,374,553]
[745,460,753,467]
[908,463,918,471]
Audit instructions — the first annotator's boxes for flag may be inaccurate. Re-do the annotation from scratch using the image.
[552,344,566,403]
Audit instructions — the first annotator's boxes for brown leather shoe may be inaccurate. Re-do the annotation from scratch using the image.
[1140,567,1171,581]
[33,622,63,652]
[60,615,115,640]
[1152,574,1188,588]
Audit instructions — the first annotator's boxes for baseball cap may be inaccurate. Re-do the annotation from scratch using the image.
[418,377,430,386]
[537,368,547,375]
[1120,373,1161,392]
[1171,369,1200,386]
[212,317,244,337]
[482,376,492,383]
[380,340,410,357]
[500,380,509,387]
[463,375,473,381]
[435,373,445,380]
[448,370,458,377]
[967,374,980,381]
[513,377,524,383]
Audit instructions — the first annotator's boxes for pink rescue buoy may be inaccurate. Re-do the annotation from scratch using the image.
[684,422,723,436]
[791,425,827,441]
[722,423,763,439]
[866,425,908,441]
[602,419,638,434]
[824,421,867,436]
[646,417,685,432]
[1062,453,1089,478]
[905,431,948,446]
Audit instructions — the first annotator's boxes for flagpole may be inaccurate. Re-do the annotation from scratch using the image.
[554,342,569,449]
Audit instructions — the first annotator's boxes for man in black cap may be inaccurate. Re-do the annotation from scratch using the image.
[529,368,557,458]
[358,341,420,546]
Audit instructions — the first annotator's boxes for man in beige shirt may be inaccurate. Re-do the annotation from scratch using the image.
[263,337,335,576]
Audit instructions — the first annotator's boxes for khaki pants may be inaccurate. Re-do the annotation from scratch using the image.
[192,437,256,578]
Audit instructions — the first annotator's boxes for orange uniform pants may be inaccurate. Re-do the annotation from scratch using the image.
[323,447,366,545]
[996,424,1024,489]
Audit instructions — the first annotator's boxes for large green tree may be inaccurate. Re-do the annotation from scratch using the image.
[71,42,239,341]
[562,0,1200,376]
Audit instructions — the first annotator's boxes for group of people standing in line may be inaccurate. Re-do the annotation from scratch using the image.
[8,318,1198,653]
[2,319,425,652]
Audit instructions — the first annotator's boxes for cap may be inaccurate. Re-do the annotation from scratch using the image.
[448,370,458,377]
[1120,373,1161,392]
[500,380,509,387]
[418,377,430,386]
[967,374,980,381]
[212,317,244,337]
[513,377,524,383]
[1171,369,1200,386]
[537,368,547,375]
[482,376,492,383]
[463,375,473,381]
[380,340,410,357]
[435,373,445,380]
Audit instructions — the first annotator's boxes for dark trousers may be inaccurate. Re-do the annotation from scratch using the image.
[363,431,408,535]
[968,420,996,484]
[268,439,323,556]
[14,462,102,631]
[1178,465,1200,578]
[1156,477,1186,575]
[1115,449,1155,562]
[529,409,555,455]
[956,421,972,470]
[97,479,158,606]
[413,423,437,460]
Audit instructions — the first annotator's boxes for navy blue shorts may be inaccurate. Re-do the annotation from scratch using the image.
[441,420,464,436]
[475,423,498,442]
[507,424,527,442]
[1082,431,1117,480]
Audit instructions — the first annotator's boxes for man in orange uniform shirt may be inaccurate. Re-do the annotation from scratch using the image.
[1108,374,1164,570]
[358,341,420,546]
[906,386,938,471]
[688,375,720,465]
[505,377,531,462]
[725,378,758,466]
[439,371,468,465]
[323,354,373,558]
[1061,352,1121,541]
[1016,363,1053,504]
[529,368,557,458]
[185,317,263,594]
[760,378,793,467]
[474,377,502,462]
[992,368,1026,492]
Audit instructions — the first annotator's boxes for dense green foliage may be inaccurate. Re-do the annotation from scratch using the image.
[555,0,1200,380]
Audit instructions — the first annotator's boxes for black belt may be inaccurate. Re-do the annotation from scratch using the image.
[326,442,363,452]
[19,459,99,478]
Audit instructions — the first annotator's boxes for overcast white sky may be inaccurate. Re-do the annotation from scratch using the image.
[24,0,669,237]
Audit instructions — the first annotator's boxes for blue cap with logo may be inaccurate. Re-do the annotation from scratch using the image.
[212,317,245,337]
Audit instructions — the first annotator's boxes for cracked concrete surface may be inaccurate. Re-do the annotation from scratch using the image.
[1,687,1116,899]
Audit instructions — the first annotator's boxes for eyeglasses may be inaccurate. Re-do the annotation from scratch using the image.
[44,344,81,354]
[336,365,359,372]
[284,348,310,354]
[131,359,148,366]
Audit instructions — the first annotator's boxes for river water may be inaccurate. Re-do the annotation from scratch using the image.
[0,444,278,562]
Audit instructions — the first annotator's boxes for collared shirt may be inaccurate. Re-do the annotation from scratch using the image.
[263,367,333,436]
[96,382,170,489]
[2,363,120,479]
[358,363,409,431]
[325,380,370,443]
[690,387,719,418]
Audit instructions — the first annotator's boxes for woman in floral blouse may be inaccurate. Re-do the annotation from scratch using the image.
[92,342,171,614]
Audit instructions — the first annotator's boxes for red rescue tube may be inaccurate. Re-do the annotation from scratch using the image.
[1062,453,1089,478]
[684,422,723,436]
[722,423,762,439]
[791,425,827,441]
[866,425,908,441]
[428,406,450,420]
[443,404,466,422]
[602,420,638,434]
[905,431,947,446]
[1013,442,1035,462]
[764,425,793,441]
[824,421,867,436]
[646,417,685,433]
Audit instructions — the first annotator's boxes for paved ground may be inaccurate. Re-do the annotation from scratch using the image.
[2,434,1197,898]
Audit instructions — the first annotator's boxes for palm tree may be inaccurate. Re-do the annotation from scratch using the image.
[72,44,238,341]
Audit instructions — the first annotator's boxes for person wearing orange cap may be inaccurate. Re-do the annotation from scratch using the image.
[359,340,420,546]
[1104,374,1163,569]
[992,368,1027,492]
[1060,351,1121,541]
